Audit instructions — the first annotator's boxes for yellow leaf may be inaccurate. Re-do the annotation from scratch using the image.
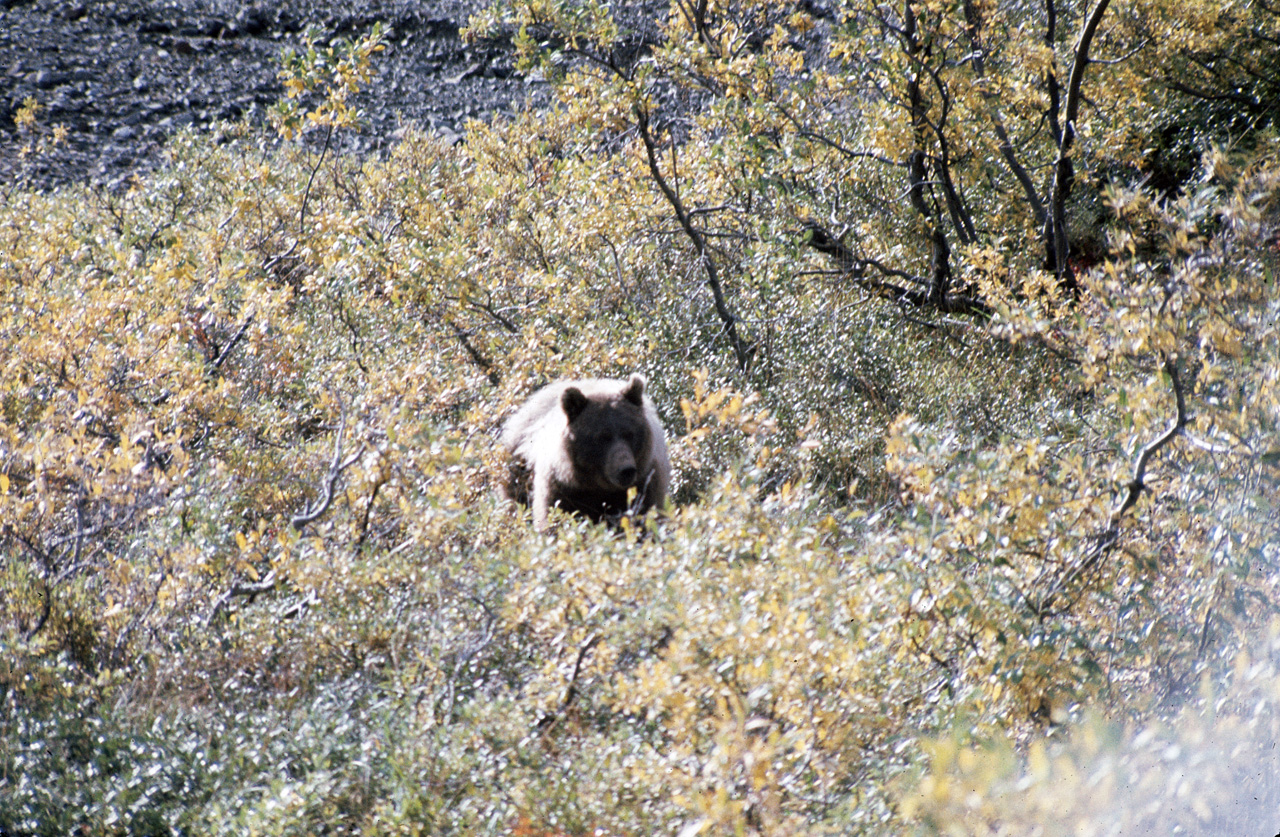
[0,473,8,494]
[235,531,248,551]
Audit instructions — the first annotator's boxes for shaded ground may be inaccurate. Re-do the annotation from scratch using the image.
[0,0,539,191]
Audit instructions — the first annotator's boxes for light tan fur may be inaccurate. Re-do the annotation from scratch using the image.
[501,375,670,531]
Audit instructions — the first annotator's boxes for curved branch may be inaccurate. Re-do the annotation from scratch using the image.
[1047,0,1111,294]
[636,107,754,371]
[1036,354,1186,616]
[1109,356,1187,523]
[802,222,992,317]
[291,395,362,531]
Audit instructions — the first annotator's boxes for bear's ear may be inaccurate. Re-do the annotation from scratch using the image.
[561,387,590,422]
[622,375,645,407]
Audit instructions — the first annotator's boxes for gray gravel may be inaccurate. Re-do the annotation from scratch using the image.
[1,0,541,191]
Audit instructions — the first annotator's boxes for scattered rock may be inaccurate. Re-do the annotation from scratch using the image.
[0,0,551,191]
[33,70,70,88]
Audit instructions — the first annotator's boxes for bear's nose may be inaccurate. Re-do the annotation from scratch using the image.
[617,465,638,486]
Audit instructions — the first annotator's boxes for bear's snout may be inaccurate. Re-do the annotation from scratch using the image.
[606,442,639,488]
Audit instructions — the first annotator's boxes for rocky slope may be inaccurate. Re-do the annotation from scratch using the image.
[1,0,538,191]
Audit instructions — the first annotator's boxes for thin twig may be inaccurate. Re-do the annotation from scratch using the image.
[1037,354,1187,615]
[536,632,602,732]
[635,107,755,371]
[299,122,334,233]
[291,393,362,531]
[211,314,254,371]
[208,570,278,623]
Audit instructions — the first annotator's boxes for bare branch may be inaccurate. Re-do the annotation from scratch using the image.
[636,107,755,371]
[1037,354,1186,615]
[446,317,501,386]
[109,563,169,668]
[1108,356,1187,523]
[291,394,362,531]
[1044,0,1064,146]
[299,122,334,233]
[1047,0,1111,294]
[1090,39,1149,66]
[1064,1,1111,134]
[536,632,602,732]
[802,222,992,317]
[208,570,278,624]
[962,0,1047,226]
[674,0,719,58]
[211,314,254,372]
[900,0,966,301]
[773,102,901,168]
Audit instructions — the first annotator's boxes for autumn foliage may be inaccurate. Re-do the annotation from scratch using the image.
[2,2,1279,834]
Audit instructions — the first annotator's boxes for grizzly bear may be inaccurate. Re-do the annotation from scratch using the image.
[501,375,670,531]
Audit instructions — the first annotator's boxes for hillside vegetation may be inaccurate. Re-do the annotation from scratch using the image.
[2,1,1279,834]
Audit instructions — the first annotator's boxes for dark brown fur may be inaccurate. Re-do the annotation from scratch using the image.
[501,375,670,531]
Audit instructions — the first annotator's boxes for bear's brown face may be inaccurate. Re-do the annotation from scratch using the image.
[570,423,642,490]
[561,380,653,493]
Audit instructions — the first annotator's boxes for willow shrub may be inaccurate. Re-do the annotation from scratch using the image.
[3,9,1279,835]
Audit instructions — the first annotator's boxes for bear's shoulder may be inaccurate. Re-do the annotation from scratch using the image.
[501,378,646,447]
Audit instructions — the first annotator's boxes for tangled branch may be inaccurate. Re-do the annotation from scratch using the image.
[208,569,278,624]
[292,393,362,531]
[1037,354,1187,615]
[635,106,755,372]
[803,222,992,317]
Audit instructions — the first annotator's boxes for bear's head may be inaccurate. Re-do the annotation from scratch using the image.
[560,375,653,493]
